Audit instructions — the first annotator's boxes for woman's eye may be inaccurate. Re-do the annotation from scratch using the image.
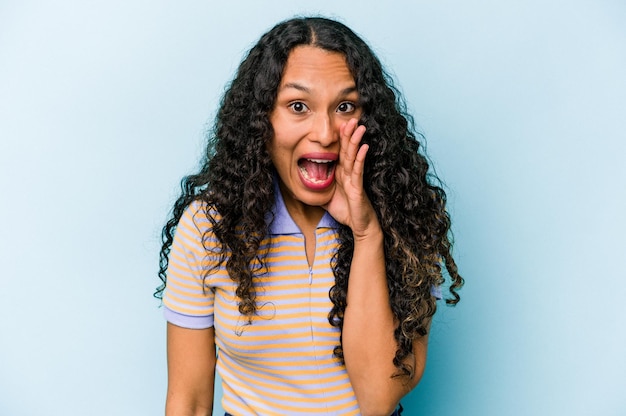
[337,102,356,113]
[289,102,308,113]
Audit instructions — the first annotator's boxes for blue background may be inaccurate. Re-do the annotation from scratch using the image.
[1,1,625,415]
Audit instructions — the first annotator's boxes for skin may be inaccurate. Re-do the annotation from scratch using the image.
[166,45,428,416]
[166,324,215,416]
[268,46,366,264]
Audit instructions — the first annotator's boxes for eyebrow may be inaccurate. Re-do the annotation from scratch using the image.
[280,82,358,96]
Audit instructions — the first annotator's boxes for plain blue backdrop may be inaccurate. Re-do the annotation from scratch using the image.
[1,1,625,415]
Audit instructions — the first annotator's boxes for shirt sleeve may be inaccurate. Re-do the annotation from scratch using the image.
[431,285,443,300]
[162,201,218,329]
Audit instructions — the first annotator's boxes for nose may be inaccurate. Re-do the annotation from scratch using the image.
[310,112,338,147]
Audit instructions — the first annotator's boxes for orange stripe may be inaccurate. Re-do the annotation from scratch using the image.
[220,356,345,380]
[164,281,211,299]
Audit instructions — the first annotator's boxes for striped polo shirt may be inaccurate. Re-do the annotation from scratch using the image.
[163,188,360,415]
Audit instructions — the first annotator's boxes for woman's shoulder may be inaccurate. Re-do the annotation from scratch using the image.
[178,199,222,234]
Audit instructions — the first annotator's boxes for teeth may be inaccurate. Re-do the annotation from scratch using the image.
[299,167,328,183]
[307,159,333,163]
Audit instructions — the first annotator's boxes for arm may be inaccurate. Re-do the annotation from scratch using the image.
[325,119,429,415]
[166,323,216,416]
[342,229,429,415]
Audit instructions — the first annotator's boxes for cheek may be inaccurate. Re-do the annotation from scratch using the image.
[267,140,293,171]
[271,128,300,154]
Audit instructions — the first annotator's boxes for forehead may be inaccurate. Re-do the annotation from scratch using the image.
[279,45,354,86]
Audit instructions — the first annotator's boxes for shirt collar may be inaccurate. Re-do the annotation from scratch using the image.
[266,177,338,235]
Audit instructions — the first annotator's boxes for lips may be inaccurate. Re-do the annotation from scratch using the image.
[297,153,337,190]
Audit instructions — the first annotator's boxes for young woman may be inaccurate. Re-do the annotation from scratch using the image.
[156,16,463,416]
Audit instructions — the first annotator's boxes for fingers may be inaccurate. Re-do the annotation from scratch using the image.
[340,118,367,178]
[352,143,369,182]
[334,120,374,232]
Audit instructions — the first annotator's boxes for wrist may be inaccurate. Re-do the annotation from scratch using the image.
[353,222,383,244]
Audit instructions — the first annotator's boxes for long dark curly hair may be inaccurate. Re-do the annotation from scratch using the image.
[156,16,463,379]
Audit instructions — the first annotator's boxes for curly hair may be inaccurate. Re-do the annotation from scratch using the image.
[156,16,463,379]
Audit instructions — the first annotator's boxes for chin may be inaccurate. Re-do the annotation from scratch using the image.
[291,183,334,207]
[300,190,333,207]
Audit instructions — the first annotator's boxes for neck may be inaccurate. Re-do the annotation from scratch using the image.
[278,182,326,231]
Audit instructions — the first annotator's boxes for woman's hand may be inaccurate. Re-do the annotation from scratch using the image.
[323,118,381,240]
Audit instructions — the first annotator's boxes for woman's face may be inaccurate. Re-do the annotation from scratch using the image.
[268,45,362,213]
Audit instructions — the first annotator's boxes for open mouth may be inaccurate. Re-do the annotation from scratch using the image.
[297,158,336,187]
